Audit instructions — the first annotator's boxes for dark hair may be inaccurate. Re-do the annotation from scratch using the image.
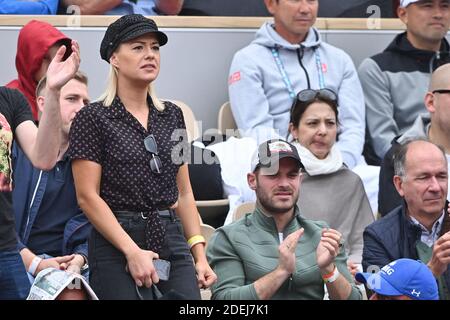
[289,95,339,129]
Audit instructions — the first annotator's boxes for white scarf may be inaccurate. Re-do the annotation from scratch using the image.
[292,141,343,176]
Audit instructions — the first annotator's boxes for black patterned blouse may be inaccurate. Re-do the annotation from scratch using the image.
[68,96,188,212]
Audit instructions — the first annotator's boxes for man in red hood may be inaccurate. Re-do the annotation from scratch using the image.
[6,20,72,121]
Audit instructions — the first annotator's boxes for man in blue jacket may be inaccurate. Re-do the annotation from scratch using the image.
[0,40,80,300]
[362,138,450,300]
[13,71,91,285]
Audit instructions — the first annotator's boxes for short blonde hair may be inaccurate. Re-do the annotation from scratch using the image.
[35,71,88,98]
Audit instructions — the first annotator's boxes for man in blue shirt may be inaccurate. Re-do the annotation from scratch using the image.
[0,0,59,14]
[13,71,91,285]
[0,39,80,300]
[59,0,183,15]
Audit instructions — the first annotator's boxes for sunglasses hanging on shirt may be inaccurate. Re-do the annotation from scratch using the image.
[144,134,163,174]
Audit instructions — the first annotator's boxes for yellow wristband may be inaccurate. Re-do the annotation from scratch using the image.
[187,235,206,249]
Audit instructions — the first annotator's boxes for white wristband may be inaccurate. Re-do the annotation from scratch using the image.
[28,256,42,276]
[322,266,340,283]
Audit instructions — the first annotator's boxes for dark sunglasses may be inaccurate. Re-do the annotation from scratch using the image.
[433,89,450,94]
[429,51,450,73]
[144,134,163,174]
[297,88,337,103]
[290,88,338,118]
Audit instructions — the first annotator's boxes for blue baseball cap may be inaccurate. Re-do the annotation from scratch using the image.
[355,258,439,300]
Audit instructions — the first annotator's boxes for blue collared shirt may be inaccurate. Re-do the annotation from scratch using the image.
[12,145,90,258]
[0,0,58,14]
[27,154,76,256]
[410,212,445,247]
[105,0,159,15]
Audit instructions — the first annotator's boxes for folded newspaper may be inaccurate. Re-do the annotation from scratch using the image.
[27,268,98,300]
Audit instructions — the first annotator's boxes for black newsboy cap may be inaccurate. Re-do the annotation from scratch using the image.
[100,14,168,62]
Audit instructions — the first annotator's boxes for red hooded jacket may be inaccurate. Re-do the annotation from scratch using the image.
[6,20,71,121]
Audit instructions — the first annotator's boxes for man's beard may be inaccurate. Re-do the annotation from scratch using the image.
[256,187,299,215]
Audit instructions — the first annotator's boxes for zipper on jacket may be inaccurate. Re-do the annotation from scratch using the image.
[25,170,43,239]
[297,46,311,89]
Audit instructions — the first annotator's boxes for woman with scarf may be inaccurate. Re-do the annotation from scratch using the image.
[288,89,374,275]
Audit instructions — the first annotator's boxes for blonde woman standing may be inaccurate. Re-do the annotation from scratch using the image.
[68,14,216,299]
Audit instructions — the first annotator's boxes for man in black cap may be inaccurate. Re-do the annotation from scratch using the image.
[206,139,362,300]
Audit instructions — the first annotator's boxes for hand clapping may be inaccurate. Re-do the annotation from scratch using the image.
[316,228,342,270]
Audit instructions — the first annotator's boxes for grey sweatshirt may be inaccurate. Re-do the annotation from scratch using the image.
[228,22,365,168]
[358,32,449,159]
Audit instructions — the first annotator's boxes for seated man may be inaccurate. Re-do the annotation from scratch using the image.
[206,139,362,300]
[0,39,80,299]
[59,0,183,15]
[363,138,450,300]
[0,0,59,14]
[228,0,365,169]
[356,258,439,300]
[358,0,450,164]
[13,72,91,283]
[378,63,450,216]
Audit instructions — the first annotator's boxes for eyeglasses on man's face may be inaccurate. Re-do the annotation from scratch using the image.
[144,134,163,174]
[433,89,450,95]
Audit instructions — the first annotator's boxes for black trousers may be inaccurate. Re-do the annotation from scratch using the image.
[88,211,201,300]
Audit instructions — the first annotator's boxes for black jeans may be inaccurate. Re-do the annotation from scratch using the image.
[88,211,201,300]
